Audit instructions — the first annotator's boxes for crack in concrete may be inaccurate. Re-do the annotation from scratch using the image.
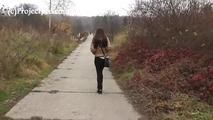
[60,77,69,79]
[57,68,73,70]
[12,117,84,120]
[31,90,123,95]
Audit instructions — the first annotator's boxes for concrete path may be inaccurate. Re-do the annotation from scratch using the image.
[6,35,144,120]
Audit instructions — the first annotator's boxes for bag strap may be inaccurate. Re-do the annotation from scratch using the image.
[100,45,106,58]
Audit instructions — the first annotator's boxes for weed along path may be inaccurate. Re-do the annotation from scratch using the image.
[6,35,144,120]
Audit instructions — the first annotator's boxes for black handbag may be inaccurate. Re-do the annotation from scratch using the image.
[100,46,111,67]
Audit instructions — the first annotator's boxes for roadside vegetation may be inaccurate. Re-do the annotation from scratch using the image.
[0,0,212,119]
[0,4,81,119]
[111,0,213,119]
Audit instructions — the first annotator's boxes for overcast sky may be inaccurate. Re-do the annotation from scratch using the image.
[1,0,133,16]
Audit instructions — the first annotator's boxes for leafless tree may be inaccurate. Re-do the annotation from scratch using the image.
[49,0,73,31]
[129,0,213,50]
[92,11,123,41]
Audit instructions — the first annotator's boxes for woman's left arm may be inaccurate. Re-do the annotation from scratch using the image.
[90,41,96,54]
[107,38,111,51]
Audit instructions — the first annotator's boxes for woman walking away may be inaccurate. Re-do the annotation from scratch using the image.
[90,28,111,94]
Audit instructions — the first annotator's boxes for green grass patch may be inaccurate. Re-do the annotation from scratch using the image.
[0,67,52,114]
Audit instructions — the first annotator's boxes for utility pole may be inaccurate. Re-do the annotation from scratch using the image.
[49,0,52,32]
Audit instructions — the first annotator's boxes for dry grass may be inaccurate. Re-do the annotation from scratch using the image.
[0,15,78,119]
[0,22,77,80]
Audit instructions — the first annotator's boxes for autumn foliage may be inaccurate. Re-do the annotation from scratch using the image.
[113,0,213,105]
[113,36,213,103]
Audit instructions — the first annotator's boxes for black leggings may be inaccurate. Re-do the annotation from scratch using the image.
[95,57,105,90]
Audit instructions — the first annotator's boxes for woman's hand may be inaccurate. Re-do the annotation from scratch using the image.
[91,48,97,54]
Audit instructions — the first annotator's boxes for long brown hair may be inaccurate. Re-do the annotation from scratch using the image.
[93,28,108,49]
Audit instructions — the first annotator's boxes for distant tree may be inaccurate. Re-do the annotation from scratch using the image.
[123,16,128,26]
[15,4,48,31]
[49,0,73,31]
[0,5,5,16]
[72,19,83,34]
[52,0,73,14]
[103,11,122,41]
[92,12,123,41]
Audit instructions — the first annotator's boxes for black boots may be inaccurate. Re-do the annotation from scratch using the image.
[97,89,102,94]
